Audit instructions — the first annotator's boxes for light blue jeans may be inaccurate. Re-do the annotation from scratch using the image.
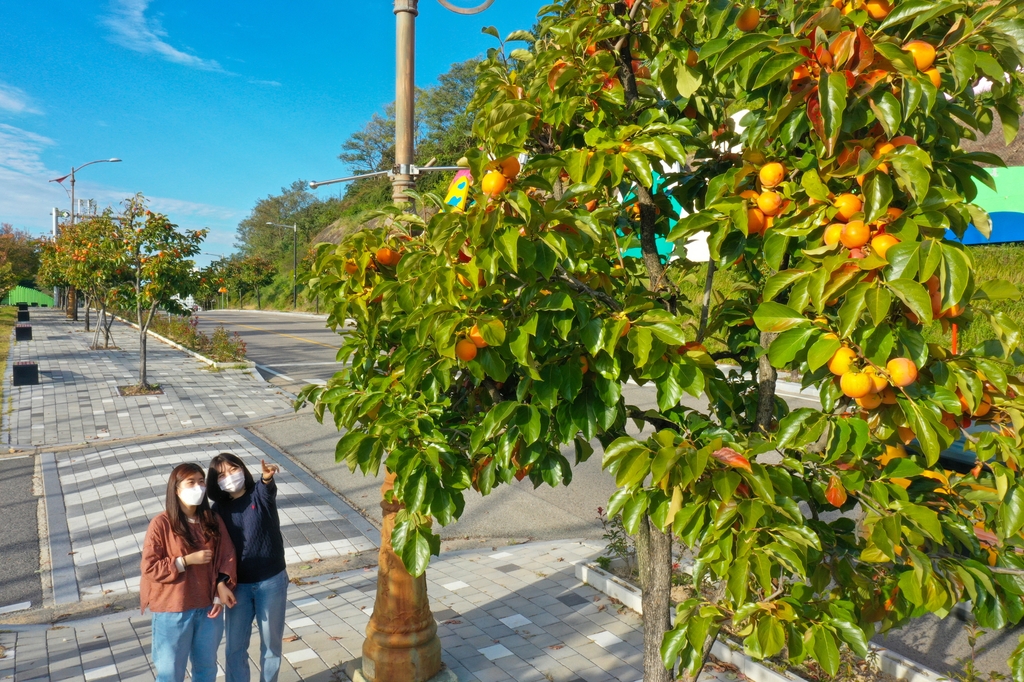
[151,607,224,682]
[225,570,288,682]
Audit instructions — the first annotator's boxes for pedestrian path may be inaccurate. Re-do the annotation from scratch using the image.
[3,310,293,447]
[0,540,742,682]
[43,430,379,606]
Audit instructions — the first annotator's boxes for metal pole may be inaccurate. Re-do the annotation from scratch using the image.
[393,0,418,205]
[69,168,78,321]
[52,208,60,306]
[293,224,298,309]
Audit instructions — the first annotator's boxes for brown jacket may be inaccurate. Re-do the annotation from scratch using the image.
[140,512,237,614]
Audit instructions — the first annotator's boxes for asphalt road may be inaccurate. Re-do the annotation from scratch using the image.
[0,455,41,616]
[193,309,1014,676]
[195,309,345,393]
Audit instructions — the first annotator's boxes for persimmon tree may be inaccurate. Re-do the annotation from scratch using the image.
[300,0,1024,680]
[113,194,207,388]
[46,213,129,347]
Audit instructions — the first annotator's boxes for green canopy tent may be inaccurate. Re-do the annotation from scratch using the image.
[2,286,54,307]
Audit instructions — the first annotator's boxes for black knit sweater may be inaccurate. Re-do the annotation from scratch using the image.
[213,478,286,584]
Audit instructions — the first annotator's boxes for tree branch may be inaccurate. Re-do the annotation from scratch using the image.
[555,265,622,311]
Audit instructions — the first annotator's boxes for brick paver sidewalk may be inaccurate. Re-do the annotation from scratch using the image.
[0,540,739,682]
[41,429,379,607]
[4,310,292,447]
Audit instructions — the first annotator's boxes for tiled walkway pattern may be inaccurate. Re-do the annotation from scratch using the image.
[0,541,739,682]
[58,431,378,601]
[4,311,291,446]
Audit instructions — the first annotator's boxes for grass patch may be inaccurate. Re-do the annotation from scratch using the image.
[668,242,1024,362]
[0,307,18,409]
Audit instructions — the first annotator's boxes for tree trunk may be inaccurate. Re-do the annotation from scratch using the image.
[84,294,91,332]
[256,288,261,310]
[698,261,716,341]
[757,331,780,431]
[105,314,115,348]
[636,516,674,682]
[680,630,721,682]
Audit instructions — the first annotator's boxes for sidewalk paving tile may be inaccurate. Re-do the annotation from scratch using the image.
[0,539,743,682]
[48,430,379,603]
[3,311,292,447]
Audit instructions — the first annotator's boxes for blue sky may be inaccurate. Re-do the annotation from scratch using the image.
[0,0,545,264]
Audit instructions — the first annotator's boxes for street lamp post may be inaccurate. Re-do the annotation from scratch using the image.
[49,158,121,321]
[266,222,298,309]
[344,5,496,682]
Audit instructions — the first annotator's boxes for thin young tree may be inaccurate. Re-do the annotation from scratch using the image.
[114,195,207,389]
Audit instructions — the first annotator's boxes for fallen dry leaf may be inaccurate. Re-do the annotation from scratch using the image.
[283,635,300,643]
[548,645,564,650]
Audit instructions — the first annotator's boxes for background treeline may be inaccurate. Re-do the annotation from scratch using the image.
[225,59,478,311]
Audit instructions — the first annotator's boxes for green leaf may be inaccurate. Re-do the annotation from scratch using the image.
[895,501,943,541]
[863,173,893,224]
[769,328,816,368]
[503,29,535,43]
[661,625,690,670]
[753,53,808,90]
[763,270,810,302]
[801,169,831,202]
[886,279,932,323]
[623,150,653,187]
[808,335,842,372]
[477,318,506,346]
[865,286,892,327]
[975,280,1021,302]
[830,619,869,658]
[714,33,775,76]
[869,92,903,138]
[877,0,937,30]
[951,44,977,94]
[820,71,849,153]
[812,626,841,677]
[400,527,433,577]
[998,488,1024,541]
[627,327,653,367]
[942,245,971,307]
[622,492,651,534]
[537,291,574,311]
[754,302,810,332]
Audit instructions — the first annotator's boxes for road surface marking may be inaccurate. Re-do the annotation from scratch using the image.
[0,455,30,461]
[259,362,345,368]
[255,365,294,381]
[203,320,340,349]
[0,601,31,615]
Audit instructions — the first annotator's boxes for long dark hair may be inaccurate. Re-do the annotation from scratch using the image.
[165,463,220,550]
[206,452,255,505]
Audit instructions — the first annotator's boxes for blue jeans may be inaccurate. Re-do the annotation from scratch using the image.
[225,570,288,682]
[151,607,224,682]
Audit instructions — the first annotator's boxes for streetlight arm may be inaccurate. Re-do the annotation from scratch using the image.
[72,158,122,174]
[435,0,495,15]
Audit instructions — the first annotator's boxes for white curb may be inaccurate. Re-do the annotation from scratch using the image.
[576,559,945,682]
[111,314,255,370]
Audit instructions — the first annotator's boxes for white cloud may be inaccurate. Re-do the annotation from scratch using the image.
[0,124,55,175]
[102,0,227,72]
[0,82,41,115]
[249,79,282,87]
[0,121,242,245]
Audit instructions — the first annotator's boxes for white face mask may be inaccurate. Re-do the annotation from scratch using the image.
[219,471,245,493]
[178,485,206,507]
